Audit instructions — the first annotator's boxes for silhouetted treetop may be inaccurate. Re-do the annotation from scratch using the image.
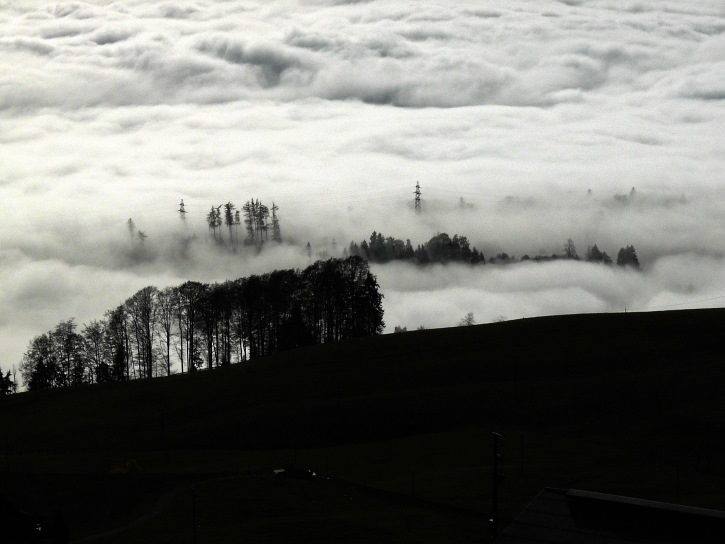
[350,231,484,265]
[19,257,384,392]
[586,244,613,264]
[617,245,640,268]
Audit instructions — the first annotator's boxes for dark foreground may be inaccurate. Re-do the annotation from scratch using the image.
[2,308,724,542]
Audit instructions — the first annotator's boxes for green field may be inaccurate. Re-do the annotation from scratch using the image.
[2,308,724,542]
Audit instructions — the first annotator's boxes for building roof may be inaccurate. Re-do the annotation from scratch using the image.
[495,488,725,544]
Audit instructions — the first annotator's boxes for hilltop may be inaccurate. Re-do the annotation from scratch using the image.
[2,308,724,542]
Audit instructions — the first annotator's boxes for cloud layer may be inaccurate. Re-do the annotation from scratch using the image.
[1,0,724,373]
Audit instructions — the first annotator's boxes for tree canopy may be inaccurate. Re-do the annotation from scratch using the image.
[19,257,384,392]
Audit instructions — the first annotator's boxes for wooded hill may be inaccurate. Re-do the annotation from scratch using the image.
[1,308,724,543]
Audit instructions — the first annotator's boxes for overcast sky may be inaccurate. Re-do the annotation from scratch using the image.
[1,0,724,374]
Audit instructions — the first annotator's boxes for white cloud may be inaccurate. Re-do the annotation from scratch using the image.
[1,0,723,373]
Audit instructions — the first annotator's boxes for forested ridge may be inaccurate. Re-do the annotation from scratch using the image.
[347,230,640,267]
[14,256,384,393]
[134,197,641,268]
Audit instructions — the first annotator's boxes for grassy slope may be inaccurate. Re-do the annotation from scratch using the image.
[1,308,724,542]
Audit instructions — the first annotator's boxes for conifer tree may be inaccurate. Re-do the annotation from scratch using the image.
[242,200,256,244]
[256,201,270,244]
[206,205,222,241]
[617,245,640,268]
[224,202,236,244]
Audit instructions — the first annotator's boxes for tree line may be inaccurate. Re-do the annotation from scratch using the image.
[348,232,485,265]
[203,198,282,247]
[18,256,384,392]
[125,198,283,252]
[347,232,640,268]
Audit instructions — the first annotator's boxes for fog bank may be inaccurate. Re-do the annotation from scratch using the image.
[1,0,723,372]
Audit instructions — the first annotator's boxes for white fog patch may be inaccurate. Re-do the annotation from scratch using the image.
[1,0,723,373]
[378,256,725,332]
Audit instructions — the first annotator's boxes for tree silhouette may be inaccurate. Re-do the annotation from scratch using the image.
[156,287,177,376]
[351,231,484,265]
[52,320,84,386]
[242,200,255,243]
[0,370,16,396]
[19,257,386,391]
[586,244,612,264]
[458,312,476,326]
[20,333,57,390]
[256,202,270,244]
[206,206,222,242]
[176,281,207,372]
[104,305,129,382]
[224,202,236,244]
[82,320,105,384]
[125,287,158,379]
[271,202,282,243]
[564,238,578,260]
[617,245,640,268]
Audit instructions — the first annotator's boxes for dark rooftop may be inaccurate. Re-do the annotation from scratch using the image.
[495,488,725,544]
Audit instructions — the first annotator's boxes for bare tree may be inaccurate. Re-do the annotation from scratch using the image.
[458,312,476,327]
[564,238,579,260]
[156,287,178,376]
[125,287,159,379]
[82,320,105,384]
[271,202,282,243]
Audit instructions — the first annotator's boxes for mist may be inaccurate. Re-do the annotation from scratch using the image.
[1,0,723,373]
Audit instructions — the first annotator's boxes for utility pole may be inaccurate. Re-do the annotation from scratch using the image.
[490,432,505,540]
[192,487,198,544]
[414,181,421,214]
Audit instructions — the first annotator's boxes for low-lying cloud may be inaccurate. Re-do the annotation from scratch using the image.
[1,0,723,374]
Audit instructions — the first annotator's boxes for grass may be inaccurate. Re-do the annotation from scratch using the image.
[1,308,724,542]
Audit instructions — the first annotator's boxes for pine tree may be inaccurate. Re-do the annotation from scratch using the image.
[242,200,255,244]
[256,201,269,244]
[586,244,612,264]
[617,245,640,268]
[206,205,222,241]
[224,202,236,244]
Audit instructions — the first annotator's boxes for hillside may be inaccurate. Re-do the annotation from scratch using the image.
[2,308,725,542]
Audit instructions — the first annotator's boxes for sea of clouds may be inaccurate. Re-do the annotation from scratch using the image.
[1,0,723,374]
